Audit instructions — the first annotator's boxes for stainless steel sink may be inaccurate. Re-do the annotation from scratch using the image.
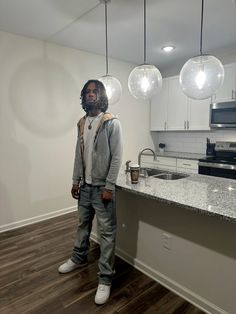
[140,168,165,177]
[139,168,189,180]
[153,173,189,180]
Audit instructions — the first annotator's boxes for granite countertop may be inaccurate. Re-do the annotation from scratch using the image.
[143,151,206,160]
[116,172,236,223]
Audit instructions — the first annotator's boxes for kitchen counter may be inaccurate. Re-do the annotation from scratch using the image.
[116,172,236,223]
[144,151,206,160]
[115,172,236,313]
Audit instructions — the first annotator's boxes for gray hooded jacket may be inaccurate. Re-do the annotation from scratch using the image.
[72,112,123,191]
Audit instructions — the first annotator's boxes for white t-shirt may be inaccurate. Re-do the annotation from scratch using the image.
[84,113,103,184]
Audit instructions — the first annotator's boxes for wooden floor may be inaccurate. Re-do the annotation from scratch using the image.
[0,212,205,314]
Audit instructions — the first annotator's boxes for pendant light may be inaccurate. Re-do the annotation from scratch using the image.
[128,0,162,100]
[179,0,224,100]
[99,0,122,105]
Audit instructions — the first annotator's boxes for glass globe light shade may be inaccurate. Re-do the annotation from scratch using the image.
[128,64,162,100]
[99,75,122,105]
[179,55,224,100]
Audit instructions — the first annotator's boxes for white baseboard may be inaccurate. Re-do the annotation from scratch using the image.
[0,206,77,233]
[90,231,228,314]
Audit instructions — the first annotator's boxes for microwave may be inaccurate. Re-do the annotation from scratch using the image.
[210,101,236,128]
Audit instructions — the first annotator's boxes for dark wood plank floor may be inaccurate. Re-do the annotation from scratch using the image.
[0,212,205,314]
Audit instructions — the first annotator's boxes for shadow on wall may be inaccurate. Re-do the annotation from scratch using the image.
[0,182,11,225]
[9,56,79,138]
[0,136,31,228]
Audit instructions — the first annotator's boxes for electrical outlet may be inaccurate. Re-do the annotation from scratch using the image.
[162,233,171,250]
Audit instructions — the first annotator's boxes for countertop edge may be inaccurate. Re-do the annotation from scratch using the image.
[116,183,236,224]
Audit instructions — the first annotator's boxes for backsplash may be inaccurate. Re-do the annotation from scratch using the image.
[151,130,236,154]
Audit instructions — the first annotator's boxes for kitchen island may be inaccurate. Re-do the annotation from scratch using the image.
[116,172,236,222]
[113,172,236,314]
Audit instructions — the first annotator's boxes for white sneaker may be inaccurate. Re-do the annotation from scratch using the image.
[58,259,87,274]
[94,284,111,305]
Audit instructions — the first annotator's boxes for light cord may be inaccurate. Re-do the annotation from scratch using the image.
[105,1,109,75]
[144,0,147,64]
[200,0,204,55]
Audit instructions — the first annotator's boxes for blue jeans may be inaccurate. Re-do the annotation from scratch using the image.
[71,184,117,285]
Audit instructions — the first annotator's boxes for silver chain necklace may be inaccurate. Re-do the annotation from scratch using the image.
[87,116,96,130]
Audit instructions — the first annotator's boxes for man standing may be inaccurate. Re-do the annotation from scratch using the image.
[58,80,123,305]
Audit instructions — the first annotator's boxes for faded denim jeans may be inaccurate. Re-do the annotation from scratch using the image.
[71,183,117,285]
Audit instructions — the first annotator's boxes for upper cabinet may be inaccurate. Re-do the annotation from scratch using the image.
[167,76,188,131]
[188,98,210,130]
[212,63,236,102]
[150,63,236,131]
[150,76,211,131]
[150,79,168,131]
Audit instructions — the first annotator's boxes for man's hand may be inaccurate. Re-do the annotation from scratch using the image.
[101,189,113,203]
[71,184,80,200]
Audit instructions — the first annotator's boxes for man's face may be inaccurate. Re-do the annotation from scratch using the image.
[85,82,98,103]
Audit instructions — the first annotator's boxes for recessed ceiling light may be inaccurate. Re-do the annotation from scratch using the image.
[162,45,175,53]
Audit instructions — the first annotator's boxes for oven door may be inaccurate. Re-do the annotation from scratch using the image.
[199,162,236,179]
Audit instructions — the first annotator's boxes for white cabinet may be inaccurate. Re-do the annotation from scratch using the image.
[150,63,236,131]
[141,155,199,174]
[150,79,168,131]
[188,98,211,130]
[212,63,236,102]
[140,155,157,168]
[176,158,198,174]
[168,76,188,131]
[168,79,210,131]
[155,156,176,171]
[141,155,176,171]
[151,76,210,131]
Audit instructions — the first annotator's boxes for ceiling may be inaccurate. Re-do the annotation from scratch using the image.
[0,0,236,72]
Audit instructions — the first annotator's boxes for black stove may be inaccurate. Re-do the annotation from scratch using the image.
[199,156,236,165]
[199,141,236,179]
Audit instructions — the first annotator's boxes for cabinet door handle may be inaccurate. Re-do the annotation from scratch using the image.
[232,90,234,99]
[164,121,167,130]
[184,121,186,129]
[187,120,189,129]
[182,163,191,166]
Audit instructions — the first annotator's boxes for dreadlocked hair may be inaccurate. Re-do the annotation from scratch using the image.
[80,79,108,113]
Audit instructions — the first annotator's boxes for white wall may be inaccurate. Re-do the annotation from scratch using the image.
[0,31,153,230]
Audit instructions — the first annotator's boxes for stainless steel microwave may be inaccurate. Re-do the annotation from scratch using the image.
[210,101,236,128]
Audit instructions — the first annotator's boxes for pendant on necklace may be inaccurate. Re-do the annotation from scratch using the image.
[88,125,92,130]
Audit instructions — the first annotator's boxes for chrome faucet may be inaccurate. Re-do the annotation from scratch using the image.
[138,148,156,168]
